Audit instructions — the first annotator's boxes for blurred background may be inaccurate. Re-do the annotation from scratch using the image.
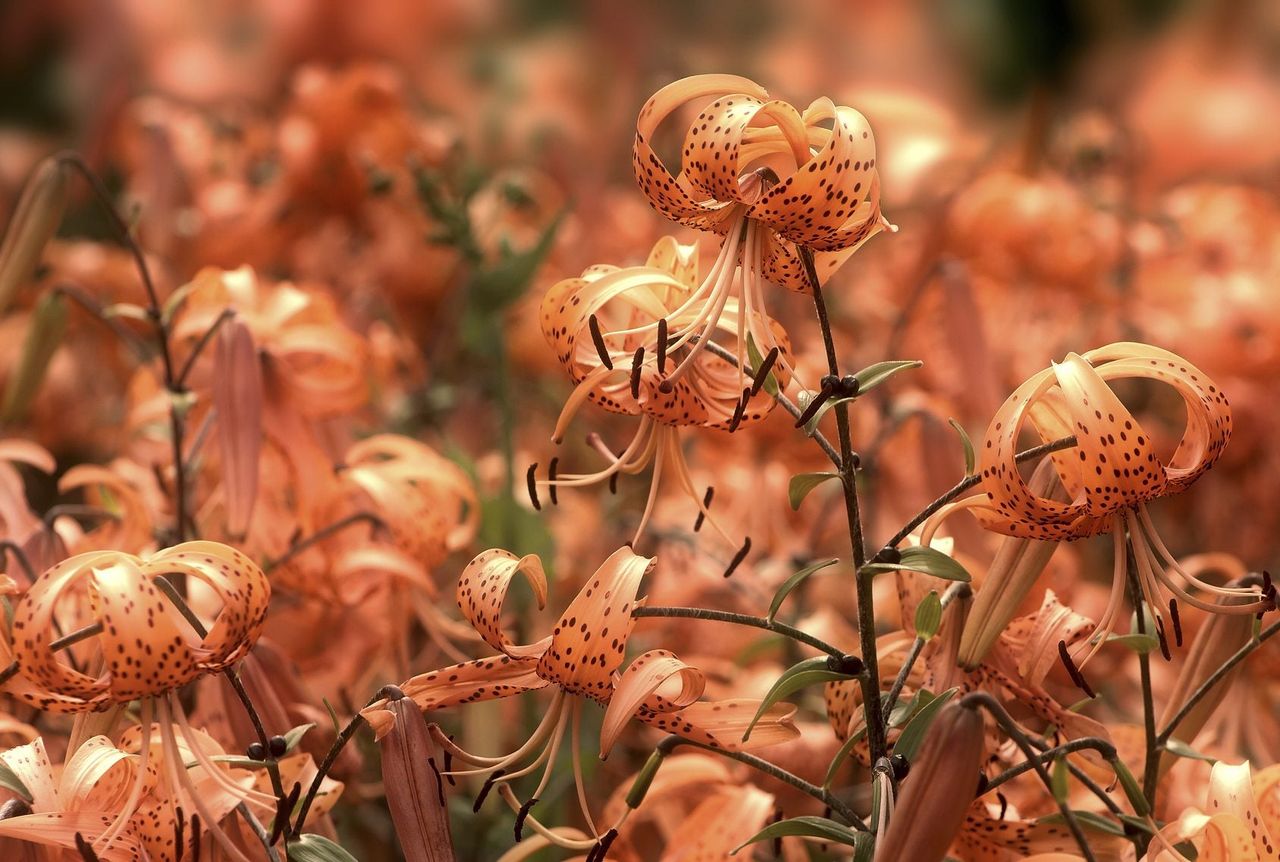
[1,1,1278,857]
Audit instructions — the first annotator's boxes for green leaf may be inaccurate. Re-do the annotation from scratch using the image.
[744,657,858,742]
[804,395,853,435]
[1164,737,1217,764]
[914,591,942,640]
[201,755,269,770]
[1107,632,1160,654]
[1051,756,1070,804]
[733,816,863,853]
[823,723,868,787]
[287,834,360,862]
[864,546,971,583]
[891,687,959,761]
[788,472,841,511]
[949,417,976,477]
[0,760,31,802]
[321,697,342,736]
[768,558,839,621]
[283,723,315,754]
[746,333,780,397]
[851,359,922,394]
[1038,810,1127,837]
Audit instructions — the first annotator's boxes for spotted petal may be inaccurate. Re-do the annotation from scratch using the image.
[536,547,653,699]
[599,649,704,757]
[456,549,550,659]
[637,699,799,752]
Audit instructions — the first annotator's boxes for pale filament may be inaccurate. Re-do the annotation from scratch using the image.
[441,689,567,777]
[496,785,598,851]
[94,697,153,853]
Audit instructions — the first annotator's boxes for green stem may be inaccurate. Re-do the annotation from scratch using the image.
[798,247,885,764]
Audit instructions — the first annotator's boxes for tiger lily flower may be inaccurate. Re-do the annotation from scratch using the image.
[1,541,271,861]
[360,546,798,852]
[634,73,892,290]
[1143,760,1280,861]
[538,235,793,547]
[924,342,1269,667]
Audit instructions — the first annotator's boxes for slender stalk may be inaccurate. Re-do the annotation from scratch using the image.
[981,737,1117,794]
[175,307,236,387]
[961,693,1097,862]
[632,606,847,659]
[1124,548,1159,812]
[264,512,388,573]
[294,709,369,834]
[882,582,971,720]
[881,435,1077,550]
[655,735,869,831]
[1158,619,1280,744]
[797,247,885,763]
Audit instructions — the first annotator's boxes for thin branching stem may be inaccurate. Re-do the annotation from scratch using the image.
[633,606,847,659]
[881,582,971,721]
[981,737,1117,794]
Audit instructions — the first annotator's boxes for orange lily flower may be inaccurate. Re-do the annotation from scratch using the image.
[538,235,792,547]
[1,541,271,861]
[361,546,798,853]
[1144,760,1280,861]
[633,74,891,292]
[926,342,1269,664]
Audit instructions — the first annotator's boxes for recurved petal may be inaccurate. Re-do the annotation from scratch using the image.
[361,655,550,740]
[1051,352,1166,515]
[0,737,58,812]
[599,649,704,757]
[457,549,549,658]
[537,547,654,699]
[0,811,146,861]
[662,786,774,861]
[637,699,799,752]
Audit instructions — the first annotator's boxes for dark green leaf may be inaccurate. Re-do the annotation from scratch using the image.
[744,657,857,742]
[768,558,839,621]
[851,360,922,393]
[864,546,971,582]
[733,816,863,853]
[891,687,959,761]
[949,417,976,477]
[0,760,30,801]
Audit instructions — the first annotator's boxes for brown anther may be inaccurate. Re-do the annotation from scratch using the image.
[724,537,752,578]
[693,486,715,532]
[548,457,559,505]
[750,346,780,396]
[514,797,538,841]
[473,770,505,812]
[656,318,668,373]
[588,314,613,370]
[728,387,751,432]
[1058,640,1096,698]
[526,463,541,511]
[1168,598,1183,648]
[630,347,645,399]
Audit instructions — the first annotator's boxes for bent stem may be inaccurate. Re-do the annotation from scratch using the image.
[655,735,869,831]
[882,582,971,721]
[960,692,1098,862]
[797,246,884,764]
[632,606,848,659]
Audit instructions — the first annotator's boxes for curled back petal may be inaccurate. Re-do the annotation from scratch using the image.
[360,654,550,740]
[456,549,549,658]
[537,547,653,699]
[637,699,799,752]
[599,649,704,757]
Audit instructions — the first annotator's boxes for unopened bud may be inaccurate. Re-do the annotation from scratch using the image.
[213,316,262,538]
[0,158,70,315]
[874,702,985,862]
[2,291,68,422]
[380,697,456,861]
[958,533,1057,669]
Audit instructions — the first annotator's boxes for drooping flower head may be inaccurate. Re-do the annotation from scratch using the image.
[4,541,269,713]
[537,236,793,547]
[634,74,891,290]
[361,547,798,855]
[926,342,1269,666]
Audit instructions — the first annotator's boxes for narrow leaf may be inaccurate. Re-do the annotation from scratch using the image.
[733,816,862,853]
[1164,738,1217,764]
[864,546,971,582]
[890,687,959,762]
[850,359,922,393]
[788,472,840,511]
[0,760,31,801]
[743,657,857,742]
[288,834,360,862]
[283,723,315,754]
[767,558,839,621]
[1106,632,1160,654]
[949,417,976,477]
[1050,756,1070,804]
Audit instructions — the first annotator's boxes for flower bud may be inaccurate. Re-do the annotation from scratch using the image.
[0,158,69,315]
[2,291,68,423]
[874,702,985,862]
[213,316,262,538]
[378,694,456,862]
